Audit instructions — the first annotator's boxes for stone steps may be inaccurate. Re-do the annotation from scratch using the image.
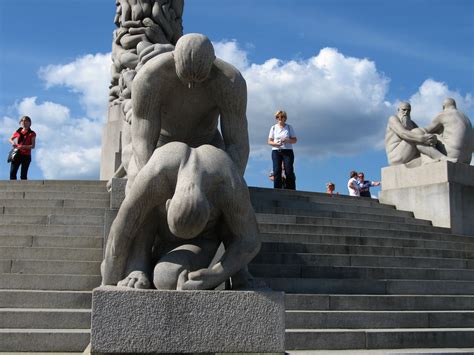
[284,294,474,311]
[261,278,474,295]
[0,224,103,237]
[285,328,474,350]
[254,205,432,226]
[259,223,473,244]
[0,329,90,352]
[250,264,474,281]
[259,241,474,259]
[0,235,103,248]
[254,252,473,269]
[256,214,449,234]
[0,246,103,261]
[0,180,107,352]
[286,310,474,329]
[1,181,473,352]
[0,290,92,308]
[0,198,110,208]
[0,308,91,328]
[1,259,101,275]
[0,214,104,226]
[260,232,474,252]
[0,273,101,290]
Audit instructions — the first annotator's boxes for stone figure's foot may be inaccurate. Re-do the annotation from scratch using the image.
[117,271,151,289]
[180,268,223,290]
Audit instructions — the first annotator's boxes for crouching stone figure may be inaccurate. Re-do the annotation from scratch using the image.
[101,142,261,291]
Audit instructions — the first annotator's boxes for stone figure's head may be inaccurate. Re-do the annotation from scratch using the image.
[397,102,411,118]
[173,33,216,88]
[443,98,457,110]
[166,182,211,239]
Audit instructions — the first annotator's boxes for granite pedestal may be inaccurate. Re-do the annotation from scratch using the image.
[90,286,285,354]
[379,161,474,236]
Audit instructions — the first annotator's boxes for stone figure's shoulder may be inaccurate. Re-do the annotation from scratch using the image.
[137,52,175,78]
[212,58,245,86]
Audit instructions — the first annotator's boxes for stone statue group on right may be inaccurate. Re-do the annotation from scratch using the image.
[385,98,473,167]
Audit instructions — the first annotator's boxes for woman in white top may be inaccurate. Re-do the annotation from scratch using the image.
[347,170,360,197]
[267,110,297,189]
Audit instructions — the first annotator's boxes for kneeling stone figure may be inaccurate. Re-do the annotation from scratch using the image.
[101,142,261,291]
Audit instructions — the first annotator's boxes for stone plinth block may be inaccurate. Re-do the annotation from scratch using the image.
[110,177,127,209]
[91,286,285,354]
[379,161,474,236]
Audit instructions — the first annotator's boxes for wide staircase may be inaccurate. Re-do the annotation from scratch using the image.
[0,180,107,352]
[1,181,474,352]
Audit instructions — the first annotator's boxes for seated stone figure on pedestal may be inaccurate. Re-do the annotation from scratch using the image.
[101,142,261,291]
[385,100,473,166]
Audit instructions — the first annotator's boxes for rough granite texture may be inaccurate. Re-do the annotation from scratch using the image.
[91,286,285,354]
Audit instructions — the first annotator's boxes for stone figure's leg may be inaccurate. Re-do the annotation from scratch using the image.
[388,140,420,165]
[153,236,220,290]
[272,150,283,189]
[117,210,159,289]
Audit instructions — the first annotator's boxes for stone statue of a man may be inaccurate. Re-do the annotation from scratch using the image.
[101,142,261,291]
[127,33,249,191]
[385,100,473,166]
[423,98,473,164]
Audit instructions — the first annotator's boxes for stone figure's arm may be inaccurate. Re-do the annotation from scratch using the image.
[388,116,434,145]
[131,75,162,171]
[181,184,260,290]
[219,74,250,176]
[101,165,167,285]
[424,115,444,135]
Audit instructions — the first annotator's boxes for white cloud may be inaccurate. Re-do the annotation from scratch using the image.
[1,97,102,180]
[241,46,391,159]
[39,53,112,121]
[214,40,249,72]
[408,79,474,126]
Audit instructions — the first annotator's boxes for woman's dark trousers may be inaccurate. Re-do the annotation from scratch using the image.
[10,154,31,180]
[272,149,296,190]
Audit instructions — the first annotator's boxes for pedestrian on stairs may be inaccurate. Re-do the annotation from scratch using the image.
[8,116,36,180]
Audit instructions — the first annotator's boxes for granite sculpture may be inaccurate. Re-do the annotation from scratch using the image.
[385,100,473,166]
[102,0,183,181]
[126,33,249,192]
[101,30,258,290]
[101,142,261,290]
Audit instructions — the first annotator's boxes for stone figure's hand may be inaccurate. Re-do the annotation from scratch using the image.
[423,134,437,146]
[117,271,151,289]
[180,268,223,291]
[106,179,113,192]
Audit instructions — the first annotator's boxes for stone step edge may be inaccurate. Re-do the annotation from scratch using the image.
[259,243,474,259]
[252,263,474,273]
[260,232,474,251]
[256,213,448,233]
[286,310,474,314]
[0,328,90,333]
[255,252,474,264]
[259,222,470,241]
[0,308,91,312]
[286,327,474,332]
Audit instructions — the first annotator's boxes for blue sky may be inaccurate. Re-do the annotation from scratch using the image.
[1,0,473,195]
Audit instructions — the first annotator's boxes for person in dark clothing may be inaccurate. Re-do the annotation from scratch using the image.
[357,172,380,198]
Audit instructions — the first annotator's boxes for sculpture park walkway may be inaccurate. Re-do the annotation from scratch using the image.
[0,180,474,353]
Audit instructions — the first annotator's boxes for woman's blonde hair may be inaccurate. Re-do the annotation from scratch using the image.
[19,115,31,124]
[275,110,287,119]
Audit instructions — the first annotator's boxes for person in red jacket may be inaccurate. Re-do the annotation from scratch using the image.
[8,116,36,180]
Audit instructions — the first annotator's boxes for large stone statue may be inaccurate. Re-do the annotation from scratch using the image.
[423,98,473,164]
[101,142,261,291]
[126,33,249,191]
[385,100,473,166]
